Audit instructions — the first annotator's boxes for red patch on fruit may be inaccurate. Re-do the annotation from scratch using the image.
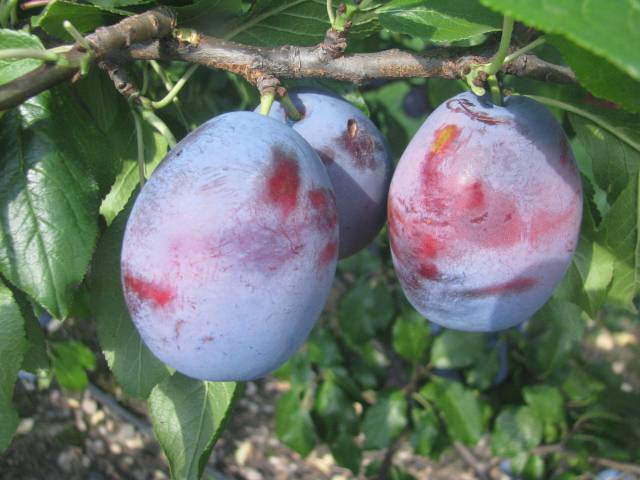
[319,240,338,266]
[530,197,580,248]
[446,98,508,125]
[463,277,537,297]
[265,147,300,219]
[463,181,486,210]
[339,119,382,170]
[307,188,337,234]
[123,271,175,308]
[418,124,525,252]
[418,262,439,279]
[201,335,214,343]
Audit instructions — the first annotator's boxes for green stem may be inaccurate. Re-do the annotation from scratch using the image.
[486,15,514,75]
[140,109,177,148]
[141,62,149,96]
[525,95,640,153]
[504,36,546,64]
[148,60,191,130]
[488,74,501,105]
[149,60,173,91]
[412,392,431,410]
[0,0,18,27]
[132,109,146,187]
[259,90,275,115]
[326,0,335,26]
[150,64,198,110]
[279,93,302,121]
[0,48,58,62]
[63,20,92,51]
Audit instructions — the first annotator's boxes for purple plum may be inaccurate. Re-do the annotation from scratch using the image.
[121,112,339,381]
[262,89,393,258]
[388,92,582,332]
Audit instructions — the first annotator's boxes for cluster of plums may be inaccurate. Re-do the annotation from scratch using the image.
[121,88,582,381]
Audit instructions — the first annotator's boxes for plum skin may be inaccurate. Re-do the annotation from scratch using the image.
[263,89,394,259]
[121,112,339,381]
[388,92,583,332]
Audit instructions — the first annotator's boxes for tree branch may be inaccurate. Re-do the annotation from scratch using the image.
[0,8,576,111]
[112,37,575,86]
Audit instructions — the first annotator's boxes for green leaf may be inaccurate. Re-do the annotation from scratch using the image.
[491,406,543,458]
[526,299,585,374]
[338,279,394,345]
[464,344,501,390]
[571,114,640,206]
[392,311,431,362]
[88,0,152,8]
[362,390,407,450]
[597,175,639,309]
[329,432,362,474]
[18,302,48,373]
[32,1,124,41]
[148,374,239,480]
[0,93,99,319]
[226,0,328,45]
[378,0,501,44]
[0,29,45,86]
[99,121,168,224]
[430,330,485,369]
[174,0,244,37]
[479,0,640,81]
[421,377,485,445]
[553,236,614,317]
[552,36,640,114]
[562,366,605,404]
[307,328,343,366]
[410,408,444,458]
[276,389,318,456]
[89,202,170,398]
[523,385,565,443]
[313,372,358,441]
[67,69,169,205]
[0,280,27,452]
[50,340,95,391]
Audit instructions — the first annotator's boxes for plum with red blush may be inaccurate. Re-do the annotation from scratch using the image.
[388,92,582,332]
[261,89,393,259]
[121,112,338,381]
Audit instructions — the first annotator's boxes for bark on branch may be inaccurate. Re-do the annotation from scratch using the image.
[0,8,576,111]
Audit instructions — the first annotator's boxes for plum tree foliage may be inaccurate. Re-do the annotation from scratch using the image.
[1,1,640,479]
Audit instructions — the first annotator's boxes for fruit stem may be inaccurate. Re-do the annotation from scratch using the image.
[486,15,514,76]
[488,74,501,105]
[523,94,640,152]
[150,64,198,110]
[279,92,303,121]
[504,36,546,64]
[132,109,146,187]
[0,48,58,62]
[326,0,335,26]
[259,90,275,115]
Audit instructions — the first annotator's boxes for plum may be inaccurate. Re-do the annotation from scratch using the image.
[388,92,582,332]
[262,89,393,258]
[121,112,339,381]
